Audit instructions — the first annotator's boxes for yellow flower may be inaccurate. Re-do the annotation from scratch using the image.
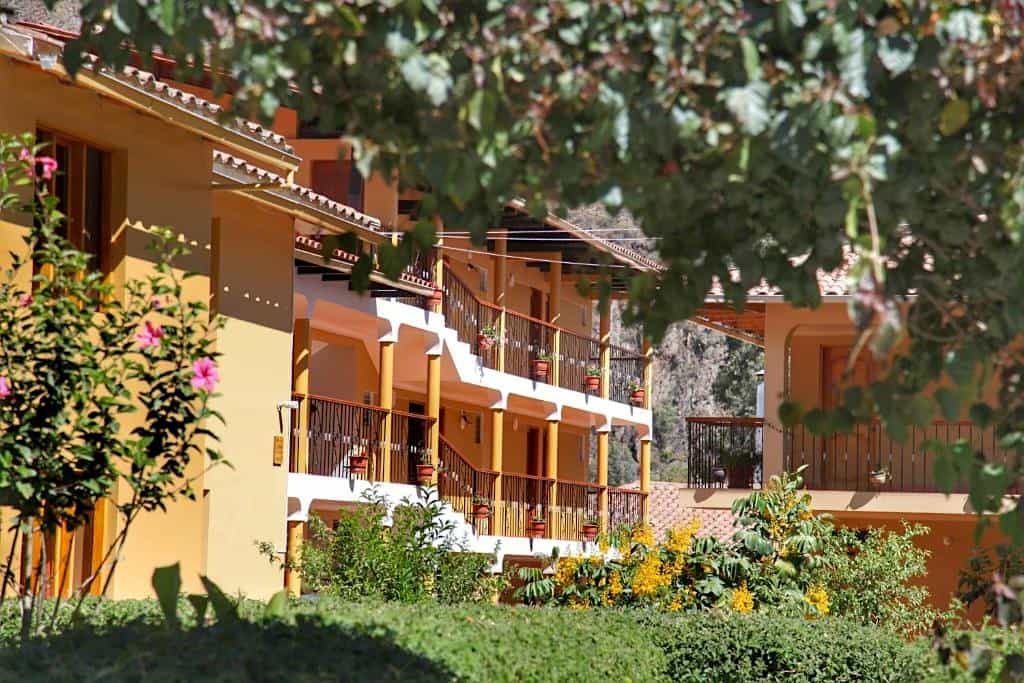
[631,524,655,547]
[568,596,589,610]
[667,597,682,611]
[598,539,610,554]
[631,554,670,597]
[730,582,754,613]
[664,518,700,557]
[554,557,580,587]
[805,584,829,617]
[608,570,623,597]
[799,509,813,521]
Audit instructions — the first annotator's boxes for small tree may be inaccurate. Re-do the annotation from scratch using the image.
[0,133,223,639]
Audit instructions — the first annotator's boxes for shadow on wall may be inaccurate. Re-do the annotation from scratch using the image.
[0,620,456,682]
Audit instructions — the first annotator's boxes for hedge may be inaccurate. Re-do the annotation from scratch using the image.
[0,599,968,681]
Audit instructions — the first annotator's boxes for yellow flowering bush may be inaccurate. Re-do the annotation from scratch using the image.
[731,583,754,613]
[804,584,830,618]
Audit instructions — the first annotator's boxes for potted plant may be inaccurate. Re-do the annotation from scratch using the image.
[628,380,646,406]
[528,511,546,539]
[868,467,890,487]
[427,287,444,307]
[721,447,758,489]
[477,324,498,352]
[348,444,369,477]
[584,366,601,392]
[416,452,435,486]
[532,352,553,382]
[582,516,600,542]
[472,495,491,520]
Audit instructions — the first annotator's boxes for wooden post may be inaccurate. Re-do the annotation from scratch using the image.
[87,499,108,596]
[545,418,559,538]
[432,216,444,315]
[285,520,304,597]
[597,426,610,533]
[426,350,442,477]
[639,437,652,525]
[291,318,312,474]
[490,406,504,535]
[549,260,562,388]
[379,335,396,482]
[495,235,507,373]
[599,298,611,400]
[642,336,653,410]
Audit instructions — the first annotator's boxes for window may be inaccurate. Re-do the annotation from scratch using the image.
[311,158,364,211]
[36,130,109,274]
[476,264,489,294]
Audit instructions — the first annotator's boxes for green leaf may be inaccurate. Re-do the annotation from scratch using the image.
[740,37,761,81]
[724,81,771,136]
[199,575,239,622]
[939,99,970,136]
[187,594,209,625]
[934,388,960,422]
[151,563,181,627]
[908,395,933,427]
[835,26,868,98]
[264,590,290,619]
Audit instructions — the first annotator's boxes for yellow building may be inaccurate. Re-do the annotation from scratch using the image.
[0,21,656,599]
[683,259,1008,610]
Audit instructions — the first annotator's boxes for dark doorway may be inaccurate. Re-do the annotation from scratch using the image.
[407,402,426,484]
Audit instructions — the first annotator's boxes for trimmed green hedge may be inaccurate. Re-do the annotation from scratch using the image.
[650,612,933,683]
[0,599,964,681]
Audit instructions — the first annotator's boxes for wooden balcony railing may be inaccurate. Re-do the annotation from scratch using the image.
[552,480,603,541]
[438,436,498,535]
[293,394,435,485]
[686,416,764,489]
[499,472,554,537]
[608,488,647,532]
[442,266,649,405]
[786,421,1011,493]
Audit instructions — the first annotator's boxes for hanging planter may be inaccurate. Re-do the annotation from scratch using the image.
[416,460,435,486]
[477,324,498,353]
[532,353,552,382]
[584,367,601,392]
[348,451,369,477]
[582,519,600,542]
[528,515,546,539]
[869,468,890,487]
[628,381,646,407]
[472,496,491,520]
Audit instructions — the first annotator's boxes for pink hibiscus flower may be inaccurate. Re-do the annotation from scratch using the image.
[37,156,58,180]
[0,376,11,398]
[191,357,219,393]
[135,320,165,349]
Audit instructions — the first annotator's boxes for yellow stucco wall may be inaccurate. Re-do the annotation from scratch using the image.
[0,61,294,599]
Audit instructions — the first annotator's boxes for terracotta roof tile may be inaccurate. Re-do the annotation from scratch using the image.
[213,150,382,232]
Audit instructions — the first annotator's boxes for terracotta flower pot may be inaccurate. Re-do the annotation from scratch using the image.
[585,375,601,392]
[582,523,599,542]
[630,388,646,406]
[416,463,435,485]
[472,503,490,520]
[528,520,546,539]
[349,453,369,477]
[532,359,550,382]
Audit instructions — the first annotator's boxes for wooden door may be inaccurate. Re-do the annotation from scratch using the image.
[820,345,878,488]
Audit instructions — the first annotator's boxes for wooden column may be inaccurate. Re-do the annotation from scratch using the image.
[639,437,652,525]
[285,520,303,597]
[87,499,109,596]
[378,335,396,482]
[291,318,312,474]
[494,236,508,373]
[548,260,562,388]
[490,406,505,535]
[545,418,559,537]
[642,336,653,410]
[432,216,444,315]
[599,298,611,400]
[426,349,442,476]
[597,426,610,533]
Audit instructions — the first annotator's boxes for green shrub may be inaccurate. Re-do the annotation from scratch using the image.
[650,612,934,683]
[289,488,498,604]
[0,600,668,682]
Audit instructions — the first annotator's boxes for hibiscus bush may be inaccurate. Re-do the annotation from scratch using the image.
[0,132,222,637]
